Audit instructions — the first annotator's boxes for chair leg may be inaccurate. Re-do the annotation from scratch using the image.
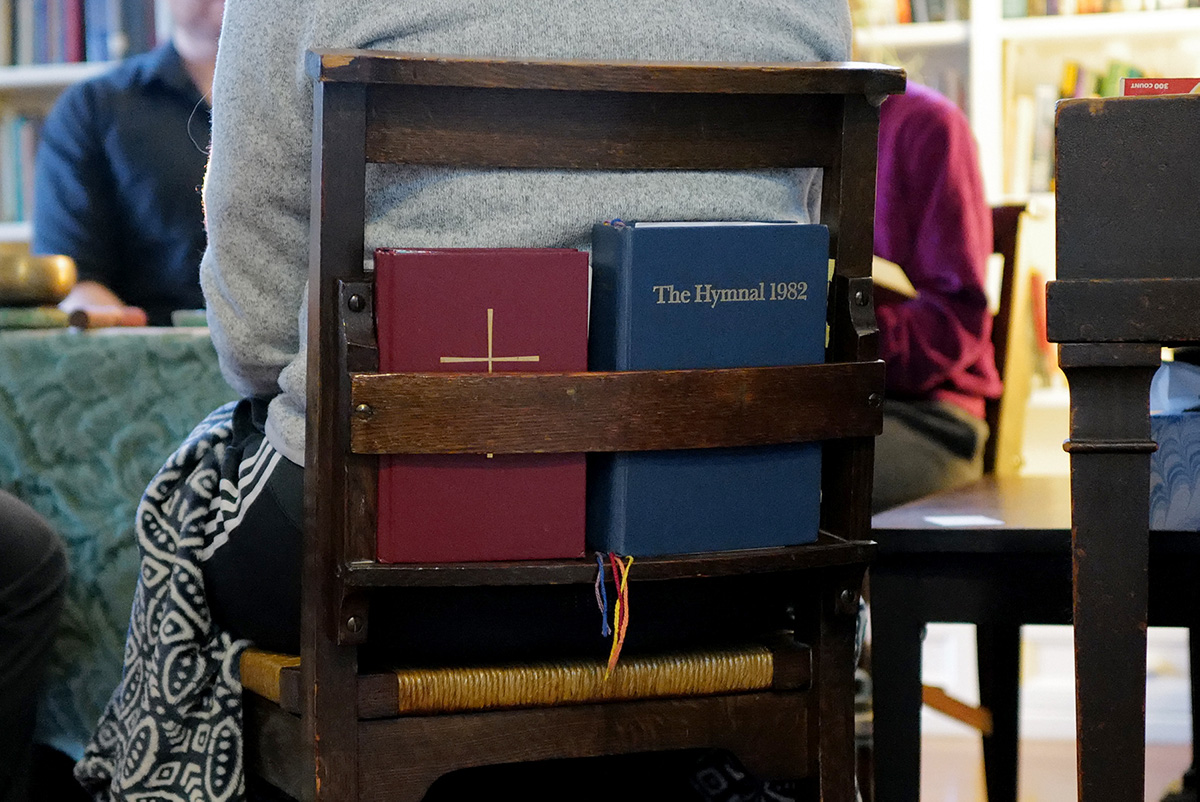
[868,572,924,802]
[976,621,1021,802]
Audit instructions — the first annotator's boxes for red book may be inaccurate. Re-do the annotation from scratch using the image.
[1120,78,1200,97]
[374,247,590,563]
[63,0,85,63]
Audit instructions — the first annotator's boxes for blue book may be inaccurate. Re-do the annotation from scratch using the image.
[587,220,829,556]
[84,0,108,62]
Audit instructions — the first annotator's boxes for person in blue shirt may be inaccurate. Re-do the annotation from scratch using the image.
[32,0,224,326]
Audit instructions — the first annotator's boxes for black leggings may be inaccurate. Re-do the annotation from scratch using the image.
[201,398,304,654]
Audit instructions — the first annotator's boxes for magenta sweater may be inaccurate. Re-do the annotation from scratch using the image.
[874,81,1003,418]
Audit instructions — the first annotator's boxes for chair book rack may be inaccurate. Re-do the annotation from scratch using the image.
[242,50,905,802]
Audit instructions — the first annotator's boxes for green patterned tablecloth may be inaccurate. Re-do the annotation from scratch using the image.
[0,327,238,758]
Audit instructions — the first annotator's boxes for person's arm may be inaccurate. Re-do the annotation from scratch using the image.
[199,0,313,398]
[875,101,994,397]
[32,82,123,298]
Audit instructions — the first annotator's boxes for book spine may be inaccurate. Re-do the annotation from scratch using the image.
[63,0,82,61]
[586,222,632,372]
[0,0,13,65]
[84,0,107,61]
[105,0,124,60]
[31,0,44,63]
[586,223,634,554]
[15,0,33,65]
[49,0,62,62]
[18,115,40,219]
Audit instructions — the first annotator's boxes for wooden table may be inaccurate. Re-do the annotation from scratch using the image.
[0,327,237,757]
[870,474,1200,802]
[1047,92,1200,801]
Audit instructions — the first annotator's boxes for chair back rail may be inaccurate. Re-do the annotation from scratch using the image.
[349,363,884,455]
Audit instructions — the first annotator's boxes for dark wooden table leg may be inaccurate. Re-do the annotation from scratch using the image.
[1060,342,1159,802]
[868,567,925,802]
[977,621,1021,802]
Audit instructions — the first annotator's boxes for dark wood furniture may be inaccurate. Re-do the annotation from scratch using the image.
[983,204,1033,477]
[1046,93,1200,802]
[241,51,905,801]
[871,475,1200,802]
[867,203,1029,802]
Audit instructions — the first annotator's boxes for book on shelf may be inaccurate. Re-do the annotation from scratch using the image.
[852,0,910,25]
[1028,83,1058,193]
[373,246,590,564]
[64,0,85,63]
[1006,93,1036,197]
[1098,61,1144,97]
[85,0,110,61]
[0,111,41,222]
[0,0,158,66]
[587,220,829,557]
[1120,77,1200,95]
[1002,0,1028,17]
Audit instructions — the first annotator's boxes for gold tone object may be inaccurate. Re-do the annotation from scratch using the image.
[0,251,77,306]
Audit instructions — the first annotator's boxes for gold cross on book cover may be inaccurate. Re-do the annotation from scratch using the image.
[439,308,540,373]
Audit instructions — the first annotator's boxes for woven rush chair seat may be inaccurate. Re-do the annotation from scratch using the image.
[242,643,794,717]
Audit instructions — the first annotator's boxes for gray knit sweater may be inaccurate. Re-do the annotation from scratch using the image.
[200,1,852,465]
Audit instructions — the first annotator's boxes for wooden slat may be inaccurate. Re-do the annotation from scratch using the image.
[1047,277,1200,343]
[350,362,884,455]
[342,534,875,588]
[243,694,306,801]
[921,685,993,736]
[304,78,367,802]
[364,84,840,169]
[308,49,905,97]
[355,692,813,801]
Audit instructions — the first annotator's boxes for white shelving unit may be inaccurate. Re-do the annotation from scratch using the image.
[855,2,1200,203]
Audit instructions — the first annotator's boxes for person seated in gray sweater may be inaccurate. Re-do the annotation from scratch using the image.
[78,2,853,799]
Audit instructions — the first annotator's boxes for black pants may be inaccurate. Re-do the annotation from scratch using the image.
[202,398,305,655]
[0,490,67,802]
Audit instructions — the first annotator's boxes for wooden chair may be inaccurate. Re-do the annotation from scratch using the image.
[865,202,1040,802]
[236,50,904,802]
[983,203,1037,478]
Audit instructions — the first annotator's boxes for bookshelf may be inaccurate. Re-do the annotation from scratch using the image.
[854,0,1200,203]
[0,0,168,242]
